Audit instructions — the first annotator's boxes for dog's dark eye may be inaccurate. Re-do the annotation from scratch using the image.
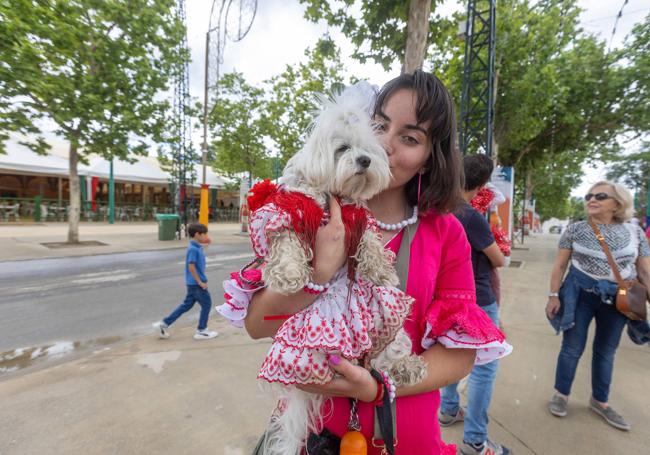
[336,145,350,154]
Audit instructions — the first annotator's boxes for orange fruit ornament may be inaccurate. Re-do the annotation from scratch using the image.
[340,430,367,454]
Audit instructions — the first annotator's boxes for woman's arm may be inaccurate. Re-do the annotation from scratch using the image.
[244,197,348,339]
[636,256,650,290]
[396,344,475,396]
[245,288,318,339]
[545,248,572,318]
[297,345,476,402]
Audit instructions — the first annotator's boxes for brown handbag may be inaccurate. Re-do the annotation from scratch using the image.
[589,221,649,321]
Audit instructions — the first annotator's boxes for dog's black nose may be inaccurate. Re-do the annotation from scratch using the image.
[356,156,371,169]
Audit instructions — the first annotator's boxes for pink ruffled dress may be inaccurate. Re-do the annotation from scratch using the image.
[217,209,512,454]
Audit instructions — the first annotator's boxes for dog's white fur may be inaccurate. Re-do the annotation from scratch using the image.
[261,89,427,455]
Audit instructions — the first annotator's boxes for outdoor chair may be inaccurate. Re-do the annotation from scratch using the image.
[6,203,20,222]
[84,209,96,222]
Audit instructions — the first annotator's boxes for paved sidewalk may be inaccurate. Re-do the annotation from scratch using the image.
[0,222,248,261]
[0,234,648,454]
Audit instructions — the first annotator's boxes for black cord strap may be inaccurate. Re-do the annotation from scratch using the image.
[370,369,396,454]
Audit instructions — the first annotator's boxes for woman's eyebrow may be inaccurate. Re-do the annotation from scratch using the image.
[378,111,427,135]
[405,124,427,135]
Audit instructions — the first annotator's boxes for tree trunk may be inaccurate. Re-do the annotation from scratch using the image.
[403,0,431,74]
[524,168,534,203]
[68,142,80,244]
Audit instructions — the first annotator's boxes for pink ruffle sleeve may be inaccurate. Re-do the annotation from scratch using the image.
[418,214,512,364]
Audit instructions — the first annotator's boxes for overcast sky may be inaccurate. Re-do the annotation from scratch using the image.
[185,0,649,92]
[182,0,648,196]
[19,0,650,195]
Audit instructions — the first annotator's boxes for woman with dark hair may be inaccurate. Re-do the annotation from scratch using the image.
[233,71,511,454]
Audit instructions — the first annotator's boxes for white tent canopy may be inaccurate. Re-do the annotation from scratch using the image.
[0,144,71,177]
[193,164,231,189]
[83,156,169,185]
[1,146,230,189]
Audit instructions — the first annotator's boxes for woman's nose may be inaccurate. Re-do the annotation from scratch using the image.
[380,133,394,155]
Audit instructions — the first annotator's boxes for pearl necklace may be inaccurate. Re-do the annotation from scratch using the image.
[376,206,418,231]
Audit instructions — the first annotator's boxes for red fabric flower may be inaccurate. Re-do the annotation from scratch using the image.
[470,187,495,215]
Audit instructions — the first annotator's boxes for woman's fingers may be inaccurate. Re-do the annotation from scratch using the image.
[296,355,376,402]
[313,197,347,282]
[545,300,560,318]
[327,196,343,226]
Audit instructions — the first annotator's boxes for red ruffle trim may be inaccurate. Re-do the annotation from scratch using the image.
[422,290,506,344]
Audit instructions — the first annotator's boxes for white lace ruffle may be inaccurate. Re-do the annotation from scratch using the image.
[421,325,513,365]
[215,276,263,328]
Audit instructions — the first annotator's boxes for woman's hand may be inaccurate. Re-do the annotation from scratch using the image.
[312,197,347,283]
[297,355,377,403]
[546,296,561,319]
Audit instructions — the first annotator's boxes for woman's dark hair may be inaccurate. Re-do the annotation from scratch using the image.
[373,70,462,214]
[188,222,208,238]
[463,154,494,191]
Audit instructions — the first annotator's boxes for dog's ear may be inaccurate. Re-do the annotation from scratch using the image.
[337,81,379,117]
[345,113,360,125]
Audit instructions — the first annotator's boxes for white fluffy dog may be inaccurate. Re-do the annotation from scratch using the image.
[258,85,427,455]
[264,89,397,293]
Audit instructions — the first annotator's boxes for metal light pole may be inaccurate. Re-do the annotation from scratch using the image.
[458,0,496,157]
[108,158,115,224]
[199,29,211,226]
[199,0,257,227]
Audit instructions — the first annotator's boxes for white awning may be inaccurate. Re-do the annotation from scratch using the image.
[83,156,170,185]
[1,143,231,189]
[0,144,74,177]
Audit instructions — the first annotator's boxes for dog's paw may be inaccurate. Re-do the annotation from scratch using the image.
[356,232,399,286]
[264,232,312,295]
[387,355,428,387]
[263,263,311,295]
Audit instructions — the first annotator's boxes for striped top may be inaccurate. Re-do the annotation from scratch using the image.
[559,221,650,281]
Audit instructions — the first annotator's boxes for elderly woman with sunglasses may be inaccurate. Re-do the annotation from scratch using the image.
[545,181,650,431]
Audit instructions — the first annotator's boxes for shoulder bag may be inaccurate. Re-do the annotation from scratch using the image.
[589,220,648,321]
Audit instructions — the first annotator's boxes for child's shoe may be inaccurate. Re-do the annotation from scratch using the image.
[194,329,218,340]
[158,321,170,339]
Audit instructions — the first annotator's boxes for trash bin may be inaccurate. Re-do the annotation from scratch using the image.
[155,214,180,241]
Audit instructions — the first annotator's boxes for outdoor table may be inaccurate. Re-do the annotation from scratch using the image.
[51,206,67,221]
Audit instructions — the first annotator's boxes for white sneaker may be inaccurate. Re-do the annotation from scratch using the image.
[193,329,218,340]
[158,321,170,339]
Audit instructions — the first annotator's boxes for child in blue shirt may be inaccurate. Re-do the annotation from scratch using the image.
[158,223,218,340]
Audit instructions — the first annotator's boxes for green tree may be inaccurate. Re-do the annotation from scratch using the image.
[431,0,632,222]
[566,196,585,222]
[0,0,185,242]
[619,14,650,137]
[263,38,345,165]
[209,72,270,180]
[606,142,650,217]
[299,0,449,71]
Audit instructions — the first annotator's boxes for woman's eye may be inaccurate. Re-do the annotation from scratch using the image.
[402,136,419,144]
[373,122,387,132]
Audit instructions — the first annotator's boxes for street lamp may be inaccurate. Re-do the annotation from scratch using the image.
[199,0,257,226]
